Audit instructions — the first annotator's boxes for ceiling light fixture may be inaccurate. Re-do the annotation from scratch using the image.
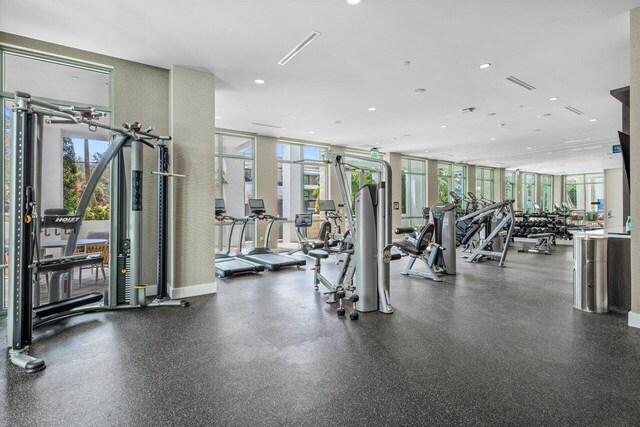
[346,0,361,4]
[215,116,222,119]
[549,97,559,101]
[589,118,598,122]
[71,75,79,80]
[292,116,297,119]
[479,63,491,69]
[526,147,532,150]
[368,107,376,111]
[278,30,322,66]
[441,125,447,128]
[308,131,315,134]
[490,138,496,141]
[254,79,265,84]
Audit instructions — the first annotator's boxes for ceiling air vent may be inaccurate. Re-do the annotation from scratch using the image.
[506,76,536,90]
[564,106,585,115]
[251,122,283,129]
[278,31,322,65]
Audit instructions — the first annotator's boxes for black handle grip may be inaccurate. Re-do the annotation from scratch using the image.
[394,227,415,234]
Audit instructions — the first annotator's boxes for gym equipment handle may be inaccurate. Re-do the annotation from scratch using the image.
[394,227,415,235]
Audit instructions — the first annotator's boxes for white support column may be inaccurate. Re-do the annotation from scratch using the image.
[168,66,216,298]
[388,153,403,229]
[255,136,279,249]
[426,159,438,208]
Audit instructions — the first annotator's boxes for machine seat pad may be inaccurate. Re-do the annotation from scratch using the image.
[392,240,422,256]
[308,249,330,259]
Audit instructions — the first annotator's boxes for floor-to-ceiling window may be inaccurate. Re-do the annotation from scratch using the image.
[453,164,467,207]
[401,158,426,227]
[277,141,328,250]
[437,162,453,204]
[345,150,383,208]
[539,175,553,212]
[1,47,112,313]
[505,170,516,201]
[476,167,495,201]
[521,173,537,212]
[214,132,255,253]
[564,173,603,212]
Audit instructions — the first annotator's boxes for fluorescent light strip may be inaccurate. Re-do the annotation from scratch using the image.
[278,31,322,66]
[506,76,536,90]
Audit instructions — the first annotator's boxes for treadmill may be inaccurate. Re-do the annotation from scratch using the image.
[214,199,264,278]
[239,199,307,271]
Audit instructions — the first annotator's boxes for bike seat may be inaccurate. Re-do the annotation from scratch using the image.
[308,249,330,259]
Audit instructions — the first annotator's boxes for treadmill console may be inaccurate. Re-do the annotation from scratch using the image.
[295,214,313,227]
[319,200,336,212]
[248,198,266,214]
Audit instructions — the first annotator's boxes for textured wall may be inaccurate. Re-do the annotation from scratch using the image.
[426,159,438,207]
[0,31,169,289]
[255,136,279,248]
[169,66,216,290]
[630,8,640,316]
[388,153,403,228]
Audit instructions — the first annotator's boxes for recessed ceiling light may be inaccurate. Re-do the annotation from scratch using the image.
[424,150,430,153]
[569,157,577,160]
[589,118,597,122]
[346,0,361,4]
[374,142,381,146]
[479,63,491,69]
[308,131,315,134]
[368,107,376,111]
[291,116,297,119]
[549,97,559,101]
[490,138,496,141]
[547,152,553,155]
[414,88,426,93]
[254,79,265,84]
[72,75,79,80]
[215,116,222,119]
[526,147,533,150]
[441,125,447,128]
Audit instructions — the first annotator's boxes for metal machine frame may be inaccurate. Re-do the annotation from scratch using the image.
[320,151,394,314]
[7,92,186,373]
[457,199,516,267]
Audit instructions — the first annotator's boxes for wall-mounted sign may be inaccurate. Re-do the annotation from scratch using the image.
[613,144,622,154]
[370,148,380,159]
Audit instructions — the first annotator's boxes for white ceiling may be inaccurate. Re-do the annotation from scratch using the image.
[1,0,638,174]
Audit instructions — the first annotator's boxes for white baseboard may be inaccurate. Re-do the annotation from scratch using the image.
[629,311,640,329]
[169,281,217,299]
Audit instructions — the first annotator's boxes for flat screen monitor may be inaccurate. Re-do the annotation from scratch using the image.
[295,213,313,227]
[319,200,336,212]
[215,199,225,210]
[248,199,265,212]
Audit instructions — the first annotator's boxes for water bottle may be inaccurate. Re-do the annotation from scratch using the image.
[625,216,632,233]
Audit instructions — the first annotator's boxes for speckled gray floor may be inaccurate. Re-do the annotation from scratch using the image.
[1,243,640,426]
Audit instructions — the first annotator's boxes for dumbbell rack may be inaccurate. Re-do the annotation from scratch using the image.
[513,212,568,241]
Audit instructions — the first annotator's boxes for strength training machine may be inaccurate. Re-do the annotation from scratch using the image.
[7,92,187,374]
